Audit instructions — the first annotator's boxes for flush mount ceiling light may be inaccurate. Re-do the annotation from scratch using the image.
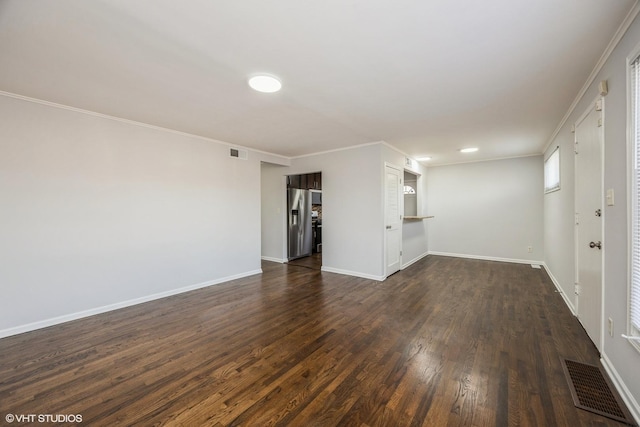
[248,75,282,93]
[460,147,479,153]
[417,156,432,161]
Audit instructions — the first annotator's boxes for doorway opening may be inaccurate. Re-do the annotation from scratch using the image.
[404,170,418,217]
[286,172,322,270]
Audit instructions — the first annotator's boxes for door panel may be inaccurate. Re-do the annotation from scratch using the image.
[575,100,603,351]
[385,165,402,276]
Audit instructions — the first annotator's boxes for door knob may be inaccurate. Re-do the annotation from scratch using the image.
[386,225,392,229]
[589,241,602,249]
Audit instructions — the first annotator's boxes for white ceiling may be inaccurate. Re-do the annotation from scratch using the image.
[0,0,636,165]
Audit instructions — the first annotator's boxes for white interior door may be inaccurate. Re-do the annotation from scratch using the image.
[385,164,402,276]
[575,99,604,351]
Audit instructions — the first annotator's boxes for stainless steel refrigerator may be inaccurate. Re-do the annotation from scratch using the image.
[287,188,313,260]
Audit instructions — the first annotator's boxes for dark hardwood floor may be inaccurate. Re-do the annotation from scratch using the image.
[287,253,322,270]
[0,256,624,426]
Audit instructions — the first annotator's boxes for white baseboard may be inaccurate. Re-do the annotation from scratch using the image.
[601,353,640,425]
[0,269,263,339]
[261,256,286,263]
[541,263,576,315]
[401,251,429,270]
[428,251,543,266]
[321,266,385,281]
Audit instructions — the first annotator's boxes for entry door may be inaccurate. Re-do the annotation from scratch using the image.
[575,99,604,351]
[385,165,402,276]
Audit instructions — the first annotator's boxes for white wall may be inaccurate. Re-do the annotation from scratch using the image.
[402,176,430,269]
[0,94,263,336]
[544,10,640,420]
[261,143,386,279]
[427,156,544,263]
[260,142,429,279]
[260,162,287,262]
[543,139,575,309]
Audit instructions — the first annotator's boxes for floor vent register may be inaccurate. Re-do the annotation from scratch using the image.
[562,359,636,425]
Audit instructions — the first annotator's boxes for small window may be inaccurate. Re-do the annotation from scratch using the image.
[544,146,560,193]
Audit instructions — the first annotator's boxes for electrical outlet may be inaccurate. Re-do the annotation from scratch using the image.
[527,246,533,253]
[608,317,614,337]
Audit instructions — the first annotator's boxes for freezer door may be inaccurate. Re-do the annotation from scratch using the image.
[288,189,313,260]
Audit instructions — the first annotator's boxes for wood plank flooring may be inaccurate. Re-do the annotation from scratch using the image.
[286,253,322,270]
[0,256,624,426]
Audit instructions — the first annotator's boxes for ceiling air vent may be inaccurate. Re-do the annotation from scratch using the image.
[405,157,416,169]
[229,148,248,160]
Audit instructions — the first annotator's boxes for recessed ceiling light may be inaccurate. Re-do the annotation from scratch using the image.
[460,147,479,153]
[417,156,432,161]
[248,75,282,93]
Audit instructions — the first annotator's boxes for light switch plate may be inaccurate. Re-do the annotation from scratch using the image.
[606,188,614,206]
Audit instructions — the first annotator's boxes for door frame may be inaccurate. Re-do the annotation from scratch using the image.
[574,95,606,351]
[384,162,404,278]
[281,171,323,266]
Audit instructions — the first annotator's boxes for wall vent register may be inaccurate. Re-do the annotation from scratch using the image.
[229,148,248,160]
